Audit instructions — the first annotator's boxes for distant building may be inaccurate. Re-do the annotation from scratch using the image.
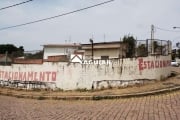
[81,41,127,60]
[42,41,127,62]
[43,43,81,60]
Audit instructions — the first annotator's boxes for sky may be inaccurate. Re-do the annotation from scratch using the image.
[0,0,180,51]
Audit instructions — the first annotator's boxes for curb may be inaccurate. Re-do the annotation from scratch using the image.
[1,86,180,100]
[92,86,180,100]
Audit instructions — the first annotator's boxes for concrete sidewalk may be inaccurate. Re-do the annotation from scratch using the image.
[0,67,180,100]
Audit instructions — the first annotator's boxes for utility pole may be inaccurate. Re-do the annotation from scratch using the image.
[103,34,106,42]
[151,24,155,54]
[173,27,180,49]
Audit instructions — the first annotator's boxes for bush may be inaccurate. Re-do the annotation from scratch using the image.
[75,88,88,92]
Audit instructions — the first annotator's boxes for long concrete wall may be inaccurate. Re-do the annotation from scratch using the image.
[0,55,171,90]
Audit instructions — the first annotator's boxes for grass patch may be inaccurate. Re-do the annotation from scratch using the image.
[54,88,64,92]
[75,88,88,92]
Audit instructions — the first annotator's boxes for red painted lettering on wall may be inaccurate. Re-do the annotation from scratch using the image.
[0,70,57,82]
[52,72,56,81]
[151,61,154,69]
[46,72,51,81]
[28,72,33,81]
[4,72,8,79]
[138,58,171,71]
[19,72,23,80]
[23,72,27,80]
[138,58,143,71]
[40,72,45,81]
[14,72,18,80]
[34,72,38,81]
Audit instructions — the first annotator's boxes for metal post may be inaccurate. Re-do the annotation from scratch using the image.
[146,39,149,56]
[89,39,94,61]
[151,25,155,54]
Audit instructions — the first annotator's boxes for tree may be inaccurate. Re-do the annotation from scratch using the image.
[24,51,43,59]
[177,49,180,59]
[0,44,24,57]
[176,42,180,49]
[122,35,136,58]
[137,44,147,57]
[176,42,180,58]
[172,49,176,60]
[153,41,159,51]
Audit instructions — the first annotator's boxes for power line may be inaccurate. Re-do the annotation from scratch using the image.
[0,0,115,31]
[154,26,180,32]
[0,0,33,11]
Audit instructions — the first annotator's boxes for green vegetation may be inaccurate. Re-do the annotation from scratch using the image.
[177,49,180,58]
[122,35,136,58]
[0,44,24,57]
[172,49,176,60]
[75,88,88,92]
[136,44,147,57]
[24,51,43,59]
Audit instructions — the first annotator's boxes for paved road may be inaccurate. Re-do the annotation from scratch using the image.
[0,91,180,120]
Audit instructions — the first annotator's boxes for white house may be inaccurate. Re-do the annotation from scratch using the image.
[43,43,81,60]
[81,41,127,60]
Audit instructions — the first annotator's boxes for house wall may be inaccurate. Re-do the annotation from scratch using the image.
[0,55,171,90]
[43,47,65,59]
[85,48,126,59]
[43,47,77,59]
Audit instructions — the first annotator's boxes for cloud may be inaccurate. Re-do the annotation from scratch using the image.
[0,0,180,50]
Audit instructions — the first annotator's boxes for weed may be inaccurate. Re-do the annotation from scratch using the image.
[37,96,46,100]
[75,88,88,92]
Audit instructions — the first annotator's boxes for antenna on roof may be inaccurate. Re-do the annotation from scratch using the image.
[69,36,71,43]
[104,34,106,42]
[91,34,94,40]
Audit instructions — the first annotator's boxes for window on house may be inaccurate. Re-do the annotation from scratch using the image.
[101,56,109,60]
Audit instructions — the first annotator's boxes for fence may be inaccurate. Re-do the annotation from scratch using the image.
[135,39,171,57]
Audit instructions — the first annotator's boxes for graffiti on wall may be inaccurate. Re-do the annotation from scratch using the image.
[138,58,171,71]
[0,70,57,82]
